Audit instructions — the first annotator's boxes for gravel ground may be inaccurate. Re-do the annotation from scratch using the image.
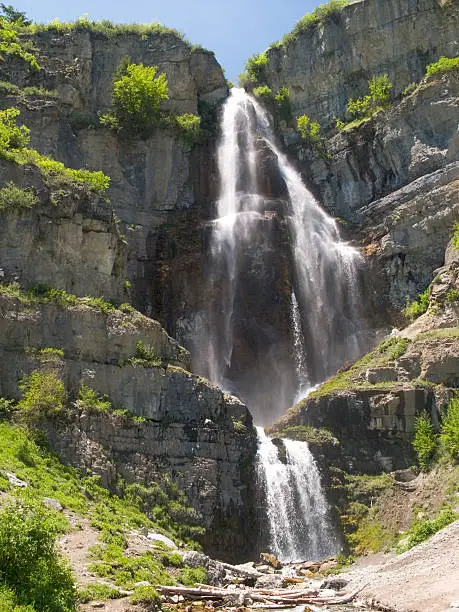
[339,520,459,611]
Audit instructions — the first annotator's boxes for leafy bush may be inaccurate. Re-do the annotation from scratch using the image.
[398,506,456,552]
[0,498,76,611]
[413,411,438,471]
[18,370,66,421]
[130,585,161,605]
[253,85,273,99]
[0,181,38,210]
[74,386,111,414]
[402,82,418,97]
[244,52,268,85]
[105,62,168,133]
[347,75,392,119]
[452,222,459,249]
[0,17,39,69]
[78,583,122,603]
[275,87,292,122]
[440,396,459,460]
[178,566,208,586]
[404,286,431,320]
[0,4,31,25]
[0,107,30,151]
[297,114,321,145]
[173,113,201,143]
[377,336,410,360]
[425,56,459,79]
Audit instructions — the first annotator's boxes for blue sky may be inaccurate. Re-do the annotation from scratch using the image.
[15,0,322,82]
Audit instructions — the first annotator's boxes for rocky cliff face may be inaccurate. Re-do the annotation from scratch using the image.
[264,0,458,130]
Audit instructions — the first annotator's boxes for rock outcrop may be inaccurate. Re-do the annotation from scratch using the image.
[264,0,459,129]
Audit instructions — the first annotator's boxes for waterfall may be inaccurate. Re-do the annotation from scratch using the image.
[256,427,337,562]
[197,88,366,422]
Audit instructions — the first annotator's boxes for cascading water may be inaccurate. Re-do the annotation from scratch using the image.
[194,88,367,561]
[256,427,337,562]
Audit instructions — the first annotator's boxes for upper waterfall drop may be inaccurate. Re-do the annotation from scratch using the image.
[196,88,366,425]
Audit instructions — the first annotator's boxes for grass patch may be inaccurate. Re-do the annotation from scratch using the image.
[0,107,109,195]
[425,56,459,79]
[272,425,338,446]
[270,0,350,49]
[403,286,431,320]
[0,181,38,210]
[78,583,123,603]
[397,506,457,552]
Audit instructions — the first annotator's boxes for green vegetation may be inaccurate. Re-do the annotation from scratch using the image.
[445,289,459,303]
[398,506,457,552]
[0,80,57,99]
[101,60,201,143]
[0,4,31,25]
[440,396,459,460]
[0,283,119,315]
[0,497,76,611]
[0,108,109,194]
[403,286,431,320]
[275,87,292,123]
[0,16,39,70]
[126,340,162,367]
[297,114,321,145]
[401,82,418,97]
[101,62,168,132]
[270,0,350,49]
[74,386,111,414]
[18,370,66,421]
[25,17,185,41]
[0,181,38,210]
[425,56,459,79]
[273,425,338,446]
[244,51,268,85]
[336,75,392,130]
[177,566,208,586]
[413,411,438,471]
[78,583,123,604]
[130,585,161,605]
[253,85,273,99]
[452,222,459,249]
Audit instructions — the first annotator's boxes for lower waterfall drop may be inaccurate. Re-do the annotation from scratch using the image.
[256,427,337,562]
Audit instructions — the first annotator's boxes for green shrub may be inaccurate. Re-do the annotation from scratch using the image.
[0,498,76,611]
[18,370,66,420]
[0,17,39,69]
[452,222,459,249]
[297,114,321,144]
[413,411,438,471]
[347,74,392,119]
[425,56,459,79]
[130,585,161,605]
[0,107,30,151]
[78,583,122,603]
[173,113,201,143]
[440,397,459,460]
[404,286,431,320]
[178,566,208,587]
[244,52,268,85]
[275,87,292,122]
[402,82,418,97]
[74,386,111,414]
[107,62,168,133]
[0,181,38,210]
[0,4,31,25]
[253,85,273,99]
[399,506,456,551]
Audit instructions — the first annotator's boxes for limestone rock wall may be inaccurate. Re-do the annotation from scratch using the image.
[264,0,459,129]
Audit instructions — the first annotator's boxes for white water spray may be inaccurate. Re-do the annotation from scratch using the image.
[256,427,337,562]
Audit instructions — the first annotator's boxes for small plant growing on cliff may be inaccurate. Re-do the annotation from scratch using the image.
[452,222,459,250]
[347,74,392,119]
[403,286,431,320]
[440,396,459,460]
[244,51,268,85]
[253,85,273,99]
[101,62,169,133]
[18,370,66,421]
[425,56,459,79]
[75,386,111,414]
[398,506,456,552]
[0,181,38,210]
[0,16,39,69]
[297,114,321,145]
[413,410,438,472]
[172,113,201,143]
[275,87,292,123]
